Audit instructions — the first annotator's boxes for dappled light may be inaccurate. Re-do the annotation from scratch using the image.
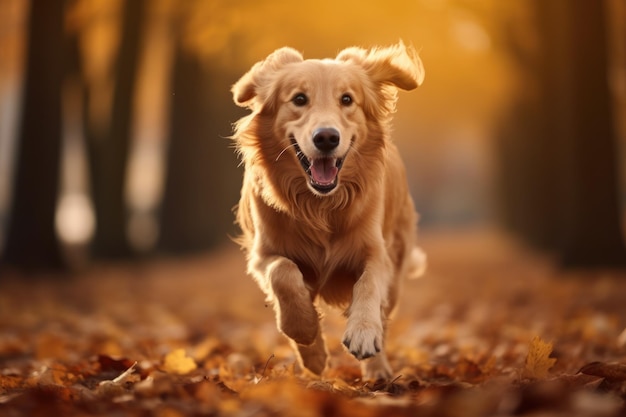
[55,193,95,245]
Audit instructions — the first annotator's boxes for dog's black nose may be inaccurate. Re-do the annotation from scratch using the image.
[313,128,340,152]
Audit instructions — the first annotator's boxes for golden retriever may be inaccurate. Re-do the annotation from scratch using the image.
[231,41,425,380]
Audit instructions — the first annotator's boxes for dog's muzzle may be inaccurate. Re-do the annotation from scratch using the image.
[290,136,346,194]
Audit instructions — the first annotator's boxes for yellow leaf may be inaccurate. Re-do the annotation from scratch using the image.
[522,336,556,379]
[163,348,197,375]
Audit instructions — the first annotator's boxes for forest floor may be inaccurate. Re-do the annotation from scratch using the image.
[1,228,626,416]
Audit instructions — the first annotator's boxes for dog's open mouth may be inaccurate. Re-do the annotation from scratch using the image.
[291,138,346,194]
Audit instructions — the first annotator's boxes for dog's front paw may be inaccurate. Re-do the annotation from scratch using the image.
[342,319,383,360]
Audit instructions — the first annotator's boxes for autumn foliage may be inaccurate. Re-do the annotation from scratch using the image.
[1,231,625,416]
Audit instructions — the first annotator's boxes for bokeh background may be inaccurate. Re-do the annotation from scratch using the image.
[0,0,625,272]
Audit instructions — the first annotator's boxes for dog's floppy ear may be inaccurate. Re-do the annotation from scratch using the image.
[232,47,304,109]
[337,41,424,90]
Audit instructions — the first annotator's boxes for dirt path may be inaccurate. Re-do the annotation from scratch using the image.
[1,229,625,416]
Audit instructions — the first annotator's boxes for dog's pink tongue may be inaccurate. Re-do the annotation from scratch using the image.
[310,158,338,185]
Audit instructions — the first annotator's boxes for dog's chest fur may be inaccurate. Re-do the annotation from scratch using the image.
[255,194,371,305]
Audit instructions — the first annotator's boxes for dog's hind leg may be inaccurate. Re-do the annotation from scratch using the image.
[361,316,392,380]
[362,348,392,380]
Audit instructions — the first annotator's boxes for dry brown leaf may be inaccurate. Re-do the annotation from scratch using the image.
[162,349,198,375]
[97,354,136,373]
[0,375,24,391]
[522,336,556,379]
[579,362,626,381]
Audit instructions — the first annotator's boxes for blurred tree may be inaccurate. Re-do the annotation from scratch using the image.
[558,0,626,266]
[1,0,67,270]
[85,0,145,258]
[157,40,240,253]
[497,0,626,267]
[495,1,567,252]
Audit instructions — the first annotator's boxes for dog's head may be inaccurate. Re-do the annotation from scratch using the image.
[232,42,424,197]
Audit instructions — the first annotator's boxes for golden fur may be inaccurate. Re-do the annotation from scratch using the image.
[231,42,425,379]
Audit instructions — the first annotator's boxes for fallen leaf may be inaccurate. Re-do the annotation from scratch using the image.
[97,354,136,373]
[579,362,626,381]
[163,349,198,375]
[522,336,556,379]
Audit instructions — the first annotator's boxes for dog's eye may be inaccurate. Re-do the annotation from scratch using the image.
[292,93,308,106]
[341,93,353,106]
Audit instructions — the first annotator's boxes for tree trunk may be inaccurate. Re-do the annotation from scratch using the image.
[86,0,145,258]
[157,45,240,253]
[558,0,626,267]
[497,0,626,267]
[2,0,66,270]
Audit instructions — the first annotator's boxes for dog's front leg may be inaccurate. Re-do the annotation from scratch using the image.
[250,254,328,374]
[342,253,392,378]
[250,255,320,346]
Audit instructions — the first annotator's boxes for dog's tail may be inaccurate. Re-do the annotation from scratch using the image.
[407,246,427,279]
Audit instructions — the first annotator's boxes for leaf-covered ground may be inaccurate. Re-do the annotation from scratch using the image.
[1,229,625,416]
